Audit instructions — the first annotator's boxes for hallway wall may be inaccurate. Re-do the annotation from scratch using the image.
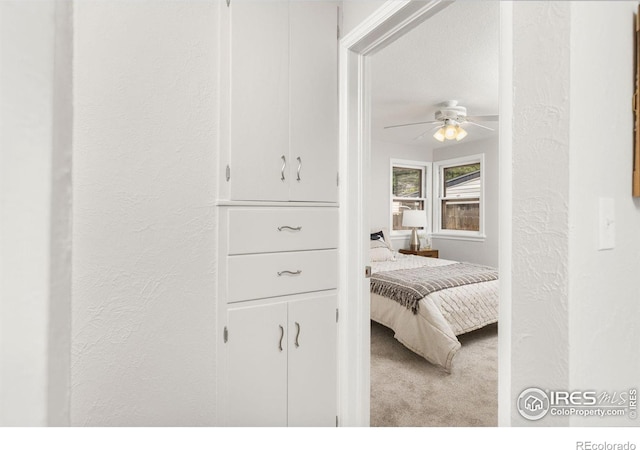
[72,1,219,425]
[509,0,640,426]
[568,0,640,426]
[0,0,73,426]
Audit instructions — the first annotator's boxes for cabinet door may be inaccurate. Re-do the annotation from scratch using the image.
[287,294,337,426]
[289,1,339,202]
[229,0,290,201]
[227,302,288,426]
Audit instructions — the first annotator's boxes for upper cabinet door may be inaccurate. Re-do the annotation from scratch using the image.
[289,1,339,202]
[229,1,290,201]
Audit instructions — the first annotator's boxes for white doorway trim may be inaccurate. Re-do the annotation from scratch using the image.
[337,0,512,426]
[497,1,513,427]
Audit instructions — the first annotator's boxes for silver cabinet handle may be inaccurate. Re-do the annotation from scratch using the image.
[280,155,286,182]
[277,270,302,276]
[296,156,302,182]
[277,225,302,232]
[294,322,300,348]
[278,325,284,352]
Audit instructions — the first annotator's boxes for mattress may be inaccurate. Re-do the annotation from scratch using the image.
[370,253,498,371]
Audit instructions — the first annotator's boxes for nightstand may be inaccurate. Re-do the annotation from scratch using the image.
[399,248,439,258]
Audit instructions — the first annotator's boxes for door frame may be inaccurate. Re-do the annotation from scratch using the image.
[337,0,513,426]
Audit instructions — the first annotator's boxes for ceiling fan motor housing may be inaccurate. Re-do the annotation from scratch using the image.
[435,105,467,122]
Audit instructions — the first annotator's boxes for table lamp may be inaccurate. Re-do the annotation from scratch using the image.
[402,209,427,251]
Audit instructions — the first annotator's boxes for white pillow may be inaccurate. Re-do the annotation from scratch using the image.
[381,227,394,251]
[370,246,395,262]
[370,227,394,251]
[371,239,389,249]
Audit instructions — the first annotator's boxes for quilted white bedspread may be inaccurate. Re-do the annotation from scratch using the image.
[370,254,498,371]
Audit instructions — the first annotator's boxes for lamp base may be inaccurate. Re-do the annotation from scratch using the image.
[409,228,420,252]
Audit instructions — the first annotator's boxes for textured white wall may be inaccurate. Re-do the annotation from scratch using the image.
[510,0,640,427]
[72,1,218,425]
[370,139,432,249]
[0,1,72,426]
[510,1,571,426]
[432,136,499,267]
[568,0,640,426]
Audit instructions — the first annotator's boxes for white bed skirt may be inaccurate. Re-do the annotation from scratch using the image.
[371,292,461,371]
[370,280,499,371]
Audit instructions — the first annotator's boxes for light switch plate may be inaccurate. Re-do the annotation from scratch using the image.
[598,197,615,250]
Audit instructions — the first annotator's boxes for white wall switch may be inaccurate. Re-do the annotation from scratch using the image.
[598,197,615,250]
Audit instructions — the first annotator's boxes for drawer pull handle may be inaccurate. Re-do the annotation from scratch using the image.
[277,270,302,276]
[294,322,301,348]
[296,156,302,182]
[278,325,284,352]
[277,225,302,232]
[280,155,286,182]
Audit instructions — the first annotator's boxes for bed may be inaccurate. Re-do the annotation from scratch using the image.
[369,233,498,372]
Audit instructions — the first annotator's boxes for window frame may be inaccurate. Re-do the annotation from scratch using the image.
[432,154,486,241]
[389,159,433,238]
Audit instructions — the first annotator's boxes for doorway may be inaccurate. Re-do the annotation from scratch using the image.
[368,0,499,425]
[337,0,512,426]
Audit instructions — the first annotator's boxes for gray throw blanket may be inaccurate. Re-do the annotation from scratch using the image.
[370,263,498,314]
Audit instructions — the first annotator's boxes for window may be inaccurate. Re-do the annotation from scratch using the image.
[390,160,431,233]
[433,155,484,240]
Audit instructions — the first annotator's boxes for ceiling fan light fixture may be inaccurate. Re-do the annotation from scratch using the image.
[384,100,498,143]
[455,126,468,141]
[444,124,457,140]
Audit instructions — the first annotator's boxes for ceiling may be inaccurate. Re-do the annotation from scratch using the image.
[371,1,500,149]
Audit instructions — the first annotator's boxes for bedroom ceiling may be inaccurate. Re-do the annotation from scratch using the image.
[371,1,499,148]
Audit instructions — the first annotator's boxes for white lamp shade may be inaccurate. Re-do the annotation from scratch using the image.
[402,209,427,228]
[444,124,457,140]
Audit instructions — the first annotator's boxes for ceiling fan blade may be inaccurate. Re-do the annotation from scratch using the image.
[384,120,441,129]
[413,130,429,141]
[465,114,499,122]
[412,125,441,141]
[465,121,495,131]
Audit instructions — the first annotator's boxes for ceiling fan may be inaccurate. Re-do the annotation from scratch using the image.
[384,100,499,142]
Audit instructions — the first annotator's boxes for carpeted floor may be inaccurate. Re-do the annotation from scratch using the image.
[370,320,498,427]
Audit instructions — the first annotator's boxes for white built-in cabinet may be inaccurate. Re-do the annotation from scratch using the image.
[221,0,339,202]
[217,0,340,428]
[218,206,339,426]
[227,294,337,427]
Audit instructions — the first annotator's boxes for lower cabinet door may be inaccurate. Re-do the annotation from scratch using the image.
[287,294,337,426]
[227,302,288,426]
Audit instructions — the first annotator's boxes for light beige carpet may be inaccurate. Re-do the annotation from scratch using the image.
[370,320,498,427]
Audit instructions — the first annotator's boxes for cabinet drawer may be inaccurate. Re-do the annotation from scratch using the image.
[227,250,337,303]
[227,208,337,255]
